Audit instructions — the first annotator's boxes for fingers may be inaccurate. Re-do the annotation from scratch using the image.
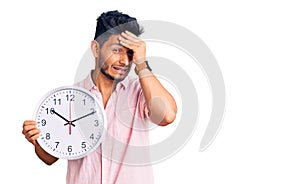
[118,37,132,48]
[118,37,139,49]
[118,30,146,63]
[27,130,41,144]
[22,120,40,145]
[22,120,36,131]
[119,31,144,48]
[121,31,140,42]
[124,30,139,38]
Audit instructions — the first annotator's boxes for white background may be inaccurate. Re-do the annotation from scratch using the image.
[1,0,300,183]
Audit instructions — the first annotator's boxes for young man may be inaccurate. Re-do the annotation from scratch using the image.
[22,10,177,183]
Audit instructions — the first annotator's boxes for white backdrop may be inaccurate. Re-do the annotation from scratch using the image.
[1,0,300,183]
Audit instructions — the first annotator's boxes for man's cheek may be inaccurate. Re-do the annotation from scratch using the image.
[101,62,109,70]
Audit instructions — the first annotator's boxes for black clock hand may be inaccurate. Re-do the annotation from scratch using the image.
[51,109,75,127]
[64,110,96,125]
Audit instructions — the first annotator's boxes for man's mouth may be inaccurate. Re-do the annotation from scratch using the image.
[112,66,128,75]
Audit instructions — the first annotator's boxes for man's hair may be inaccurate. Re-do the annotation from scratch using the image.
[94,10,143,44]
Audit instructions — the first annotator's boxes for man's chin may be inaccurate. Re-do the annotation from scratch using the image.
[110,72,128,82]
[114,76,126,82]
[100,67,128,82]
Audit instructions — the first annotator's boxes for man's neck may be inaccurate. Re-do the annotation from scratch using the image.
[91,70,117,96]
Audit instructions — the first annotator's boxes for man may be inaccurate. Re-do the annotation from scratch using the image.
[22,10,177,183]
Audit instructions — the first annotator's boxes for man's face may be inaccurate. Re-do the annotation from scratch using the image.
[98,34,133,82]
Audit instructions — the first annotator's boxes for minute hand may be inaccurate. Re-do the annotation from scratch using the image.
[67,111,96,124]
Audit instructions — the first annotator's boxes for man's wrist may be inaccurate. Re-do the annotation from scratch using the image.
[137,68,153,79]
[134,60,152,75]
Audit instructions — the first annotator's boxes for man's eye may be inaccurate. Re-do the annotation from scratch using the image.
[127,49,133,56]
[127,50,134,58]
[113,48,120,53]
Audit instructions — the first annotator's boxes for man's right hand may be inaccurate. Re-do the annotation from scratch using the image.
[22,120,58,165]
[22,120,40,146]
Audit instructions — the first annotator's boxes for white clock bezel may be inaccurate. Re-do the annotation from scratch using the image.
[33,86,107,160]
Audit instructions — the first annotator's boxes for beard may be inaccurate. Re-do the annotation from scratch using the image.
[99,62,128,83]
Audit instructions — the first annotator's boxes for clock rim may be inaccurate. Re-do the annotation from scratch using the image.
[33,85,107,160]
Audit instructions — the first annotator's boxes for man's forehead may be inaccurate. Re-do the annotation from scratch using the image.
[105,34,121,45]
[108,34,121,41]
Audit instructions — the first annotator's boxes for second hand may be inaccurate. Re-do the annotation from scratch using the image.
[69,101,71,135]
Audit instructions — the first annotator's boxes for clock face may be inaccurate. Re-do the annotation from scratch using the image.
[34,86,106,160]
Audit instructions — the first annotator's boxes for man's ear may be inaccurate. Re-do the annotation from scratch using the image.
[91,40,100,58]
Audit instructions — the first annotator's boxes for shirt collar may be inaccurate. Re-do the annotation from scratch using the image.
[83,71,97,91]
[116,77,129,92]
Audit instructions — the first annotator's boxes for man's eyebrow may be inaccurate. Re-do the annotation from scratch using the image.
[110,43,123,47]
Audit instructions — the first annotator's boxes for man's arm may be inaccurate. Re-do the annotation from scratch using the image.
[138,70,177,126]
[119,31,177,126]
[22,120,58,165]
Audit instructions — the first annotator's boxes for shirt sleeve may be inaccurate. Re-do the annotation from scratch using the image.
[138,89,150,120]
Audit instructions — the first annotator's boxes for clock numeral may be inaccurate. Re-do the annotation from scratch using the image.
[46,108,54,115]
[55,142,60,148]
[81,142,86,148]
[67,145,72,152]
[94,120,99,127]
[90,133,94,140]
[90,108,96,114]
[41,119,47,126]
[66,94,75,101]
[82,99,86,106]
[53,98,61,105]
[45,133,51,140]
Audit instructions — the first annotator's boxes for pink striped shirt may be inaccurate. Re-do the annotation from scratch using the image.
[67,72,154,184]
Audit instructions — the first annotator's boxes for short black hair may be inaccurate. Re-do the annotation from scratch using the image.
[94,10,143,44]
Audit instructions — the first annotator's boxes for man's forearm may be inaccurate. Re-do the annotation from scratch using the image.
[35,143,58,165]
[138,69,177,126]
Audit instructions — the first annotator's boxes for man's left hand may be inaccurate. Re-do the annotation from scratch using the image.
[118,30,146,64]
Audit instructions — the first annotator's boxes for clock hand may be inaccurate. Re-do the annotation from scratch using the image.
[51,109,68,122]
[68,110,96,124]
[51,109,75,127]
[69,101,72,135]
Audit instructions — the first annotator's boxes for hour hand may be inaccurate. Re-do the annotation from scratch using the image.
[51,109,75,126]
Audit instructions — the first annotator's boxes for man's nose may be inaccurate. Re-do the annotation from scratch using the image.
[119,53,130,66]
